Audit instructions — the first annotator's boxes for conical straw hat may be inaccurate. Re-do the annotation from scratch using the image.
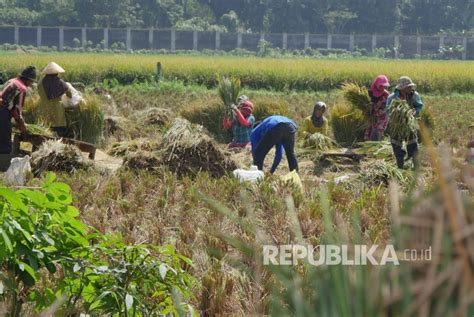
[42,62,65,75]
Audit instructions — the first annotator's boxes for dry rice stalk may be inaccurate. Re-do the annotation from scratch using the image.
[108,138,161,157]
[358,159,411,186]
[161,118,237,177]
[123,150,161,172]
[136,107,173,126]
[31,140,91,176]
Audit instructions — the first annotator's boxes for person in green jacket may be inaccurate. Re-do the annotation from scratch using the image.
[37,62,72,138]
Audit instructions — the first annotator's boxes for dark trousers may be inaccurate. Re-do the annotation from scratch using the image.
[0,107,12,154]
[253,123,298,172]
[52,127,71,138]
[391,133,418,169]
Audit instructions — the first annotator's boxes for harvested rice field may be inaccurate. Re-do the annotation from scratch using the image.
[0,52,473,316]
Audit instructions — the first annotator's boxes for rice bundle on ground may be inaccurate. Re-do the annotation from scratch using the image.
[108,139,161,157]
[358,159,411,186]
[123,151,161,172]
[31,140,90,176]
[388,99,418,140]
[331,103,366,146]
[355,140,393,160]
[137,107,173,126]
[161,118,237,177]
[302,133,337,151]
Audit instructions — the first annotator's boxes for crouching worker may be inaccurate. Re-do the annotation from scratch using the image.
[0,66,37,171]
[386,76,423,169]
[223,95,255,148]
[302,101,329,137]
[251,115,298,174]
[38,62,74,138]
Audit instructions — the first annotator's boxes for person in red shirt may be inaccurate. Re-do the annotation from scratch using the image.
[223,95,256,149]
[0,66,37,171]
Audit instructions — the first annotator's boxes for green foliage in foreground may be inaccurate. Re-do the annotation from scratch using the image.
[0,173,195,316]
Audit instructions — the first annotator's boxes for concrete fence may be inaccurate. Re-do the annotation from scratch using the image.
[1,25,473,60]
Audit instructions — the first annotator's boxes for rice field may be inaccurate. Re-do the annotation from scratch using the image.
[1,52,474,92]
[1,52,473,315]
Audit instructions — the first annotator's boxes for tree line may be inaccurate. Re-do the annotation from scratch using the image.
[0,0,472,35]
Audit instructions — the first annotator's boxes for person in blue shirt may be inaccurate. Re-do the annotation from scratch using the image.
[250,115,298,174]
[386,76,423,169]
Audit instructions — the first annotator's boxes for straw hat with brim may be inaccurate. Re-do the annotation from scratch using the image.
[19,66,37,82]
[396,76,416,90]
[42,62,65,75]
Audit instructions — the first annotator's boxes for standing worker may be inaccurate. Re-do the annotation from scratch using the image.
[302,101,329,137]
[251,115,298,174]
[223,95,255,148]
[367,75,390,141]
[0,66,37,171]
[38,62,73,138]
[386,76,423,169]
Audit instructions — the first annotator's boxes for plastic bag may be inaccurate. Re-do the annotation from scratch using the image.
[62,83,84,109]
[4,156,31,186]
[281,170,303,190]
[233,165,264,183]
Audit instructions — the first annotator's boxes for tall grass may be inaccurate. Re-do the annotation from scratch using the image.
[1,53,473,93]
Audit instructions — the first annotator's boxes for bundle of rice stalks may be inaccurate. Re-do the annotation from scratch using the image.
[218,75,241,119]
[31,140,91,176]
[22,93,41,123]
[123,151,161,172]
[182,103,232,143]
[331,103,366,146]
[137,107,173,126]
[13,123,53,137]
[66,94,104,145]
[218,76,241,108]
[25,123,53,137]
[355,140,393,160]
[108,139,160,157]
[388,99,418,141]
[341,82,371,115]
[302,133,337,151]
[358,159,412,187]
[161,118,237,178]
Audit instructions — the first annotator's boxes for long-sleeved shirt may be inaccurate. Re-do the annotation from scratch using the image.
[251,115,297,173]
[302,116,329,136]
[386,89,423,116]
[0,78,27,132]
[223,110,255,144]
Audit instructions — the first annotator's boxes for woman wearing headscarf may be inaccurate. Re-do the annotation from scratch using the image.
[223,95,256,149]
[38,62,73,137]
[0,66,37,171]
[302,101,329,137]
[367,75,390,141]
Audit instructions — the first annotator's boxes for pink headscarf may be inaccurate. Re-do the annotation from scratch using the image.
[371,75,390,98]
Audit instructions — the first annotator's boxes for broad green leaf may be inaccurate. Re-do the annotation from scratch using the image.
[0,228,13,252]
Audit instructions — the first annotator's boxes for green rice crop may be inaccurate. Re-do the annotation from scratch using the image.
[1,53,473,93]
